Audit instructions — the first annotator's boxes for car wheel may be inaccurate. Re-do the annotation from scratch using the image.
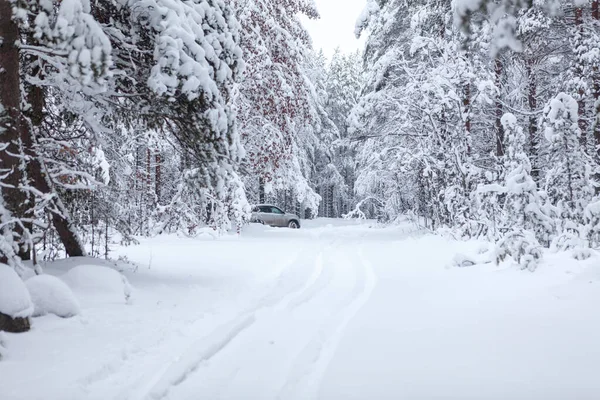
[288,220,299,229]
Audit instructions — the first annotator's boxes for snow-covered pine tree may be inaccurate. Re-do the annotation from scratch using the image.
[350,0,422,221]
[325,49,363,216]
[499,113,556,243]
[233,0,321,212]
[90,0,249,235]
[542,93,595,225]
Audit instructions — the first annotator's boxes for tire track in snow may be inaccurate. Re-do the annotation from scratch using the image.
[282,237,349,312]
[147,241,338,400]
[277,246,378,400]
[124,243,327,400]
[141,314,256,400]
[285,252,333,311]
[104,244,307,400]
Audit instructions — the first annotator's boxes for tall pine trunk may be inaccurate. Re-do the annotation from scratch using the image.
[495,58,504,157]
[0,1,31,261]
[258,176,265,204]
[593,1,600,156]
[575,7,588,147]
[526,58,539,183]
[155,152,161,202]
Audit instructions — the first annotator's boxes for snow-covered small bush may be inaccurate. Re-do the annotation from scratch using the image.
[550,230,593,260]
[550,230,587,253]
[584,199,600,247]
[62,265,132,304]
[572,248,593,261]
[495,230,543,272]
[0,264,33,320]
[26,275,80,318]
[451,253,477,268]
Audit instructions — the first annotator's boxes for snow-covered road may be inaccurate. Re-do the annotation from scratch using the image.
[1,219,600,400]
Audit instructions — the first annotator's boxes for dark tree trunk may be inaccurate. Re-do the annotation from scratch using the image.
[147,148,152,198]
[593,1,600,159]
[575,7,588,147]
[526,58,539,183]
[27,78,86,257]
[258,176,265,204]
[494,58,504,157]
[0,312,30,333]
[155,152,161,202]
[463,81,472,155]
[0,0,30,261]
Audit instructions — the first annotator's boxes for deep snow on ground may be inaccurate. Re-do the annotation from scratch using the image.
[1,218,600,400]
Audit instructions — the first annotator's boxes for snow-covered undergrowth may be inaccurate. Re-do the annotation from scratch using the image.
[26,275,80,318]
[0,264,33,320]
[62,264,133,305]
[0,218,599,400]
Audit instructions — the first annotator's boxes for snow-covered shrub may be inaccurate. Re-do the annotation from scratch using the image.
[572,248,593,261]
[451,253,477,268]
[0,264,33,320]
[26,275,80,318]
[62,265,132,304]
[550,229,587,253]
[473,171,503,241]
[584,199,600,248]
[550,226,593,260]
[495,229,543,272]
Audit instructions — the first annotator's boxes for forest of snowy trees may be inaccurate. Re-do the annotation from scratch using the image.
[353,0,600,269]
[0,0,364,272]
[0,0,600,276]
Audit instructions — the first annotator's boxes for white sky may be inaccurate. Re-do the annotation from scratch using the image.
[300,0,367,60]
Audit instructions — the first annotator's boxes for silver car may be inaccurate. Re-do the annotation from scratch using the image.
[250,204,301,229]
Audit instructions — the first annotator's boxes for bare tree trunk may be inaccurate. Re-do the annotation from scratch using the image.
[494,58,504,157]
[575,7,588,147]
[258,176,265,204]
[463,80,472,155]
[526,58,539,183]
[155,152,161,202]
[24,59,86,258]
[0,1,31,261]
[147,148,152,198]
[593,1,600,159]
[461,53,473,160]
[328,186,334,218]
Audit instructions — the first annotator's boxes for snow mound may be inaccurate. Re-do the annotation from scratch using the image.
[26,275,80,318]
[451,253,477,268]
[0,264,33,318]
[62,265,132,304]
[450,248,492,268]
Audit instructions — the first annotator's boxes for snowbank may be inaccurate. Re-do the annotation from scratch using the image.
[62,265,132,304]
[0,264,33,319]
[26,275,80,318]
